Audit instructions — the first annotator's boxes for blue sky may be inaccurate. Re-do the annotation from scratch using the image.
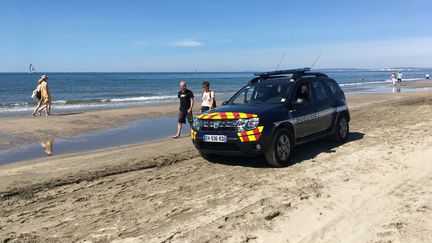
[1,0,431,72]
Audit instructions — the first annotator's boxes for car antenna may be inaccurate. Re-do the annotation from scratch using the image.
[310,53,322,69]
[275,51,287,71]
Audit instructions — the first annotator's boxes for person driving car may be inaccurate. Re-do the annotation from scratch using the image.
[296,83,309,104]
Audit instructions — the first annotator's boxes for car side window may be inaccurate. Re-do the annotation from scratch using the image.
[327,79,338,94]
[243,87,254,104]
[293,81,311,105]
[311,80,330,101]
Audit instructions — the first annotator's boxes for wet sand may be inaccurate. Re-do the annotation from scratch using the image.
[0,117,179,165]
[0,103,196,150]
[1,82,432,242]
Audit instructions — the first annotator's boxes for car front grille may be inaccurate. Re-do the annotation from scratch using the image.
[200,120,237,132]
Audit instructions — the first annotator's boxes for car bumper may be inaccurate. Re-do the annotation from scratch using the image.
[191,129,269,156]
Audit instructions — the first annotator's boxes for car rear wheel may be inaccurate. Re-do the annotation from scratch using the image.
[332,114,349,142]
[265,129,293,167]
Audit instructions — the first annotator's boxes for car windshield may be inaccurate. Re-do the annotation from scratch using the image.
[230,82,291,105]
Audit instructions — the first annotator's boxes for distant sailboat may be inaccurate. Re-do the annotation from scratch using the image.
[29,63,35,73]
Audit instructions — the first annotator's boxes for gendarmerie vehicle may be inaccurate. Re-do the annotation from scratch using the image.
[191,68,350,167]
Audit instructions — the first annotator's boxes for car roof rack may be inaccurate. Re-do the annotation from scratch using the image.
[249,68,328,84]
[292,72,328,79]
[254,68,311,78]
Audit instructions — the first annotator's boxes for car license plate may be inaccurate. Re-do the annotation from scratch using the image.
[204,135,227,143]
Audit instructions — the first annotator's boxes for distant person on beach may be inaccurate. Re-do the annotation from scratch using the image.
[426,73,430,80]
[173,81,194,138]
[200,81,216,113]
[391,72,397,86]
[32,75,51,116]
[397,72,403,86]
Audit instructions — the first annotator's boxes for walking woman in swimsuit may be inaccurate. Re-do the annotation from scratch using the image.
[32,76,44,116]
[32,75,52,116]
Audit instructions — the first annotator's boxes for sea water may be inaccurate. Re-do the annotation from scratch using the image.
[0,69,431,117]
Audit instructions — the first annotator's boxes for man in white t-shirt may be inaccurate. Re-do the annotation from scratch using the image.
[397,72,403,86]
[201,81,215,113]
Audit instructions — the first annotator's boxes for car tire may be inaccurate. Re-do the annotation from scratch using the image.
[332,114,349,143]
[265,128,293,167]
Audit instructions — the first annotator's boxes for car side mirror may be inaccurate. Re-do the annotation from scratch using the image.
[292,98,306,106]
[221,101,228,106]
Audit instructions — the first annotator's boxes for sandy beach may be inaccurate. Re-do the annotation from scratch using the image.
[3,0,432,241]
[1,79,432,242]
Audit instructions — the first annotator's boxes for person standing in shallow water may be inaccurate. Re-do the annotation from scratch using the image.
[397,72,403,86]
[391,72,397,86]
[172,81,194,138]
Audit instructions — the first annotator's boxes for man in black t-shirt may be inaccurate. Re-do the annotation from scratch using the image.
[173,80,194,138]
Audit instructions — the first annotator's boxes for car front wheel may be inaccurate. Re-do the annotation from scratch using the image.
[265,129,293,167]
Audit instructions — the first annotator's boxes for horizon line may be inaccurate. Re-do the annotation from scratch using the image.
[1,67,432,74]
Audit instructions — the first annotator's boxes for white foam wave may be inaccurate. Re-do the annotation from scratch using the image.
[339,80,392,87]
[339,77,425,87]
[110,95,176,102]
[0,99,177,114]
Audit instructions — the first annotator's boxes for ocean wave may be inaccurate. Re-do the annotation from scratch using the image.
[53,99,109,105]
[110,95,177,102]
[339,80,392,87]
[0,95,178,114]
[51,95,177,105]
[374,68,431,72]
[339,77,425,87]
[0,102,32,107]
[0,98,177,114]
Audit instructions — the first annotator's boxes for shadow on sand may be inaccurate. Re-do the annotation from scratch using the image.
[206,132,365,168]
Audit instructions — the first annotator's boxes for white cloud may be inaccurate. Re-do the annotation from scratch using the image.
[171,39,203,47]
[117,37,432,71]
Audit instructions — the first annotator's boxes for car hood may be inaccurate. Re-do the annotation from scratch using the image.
[209,104,283,117]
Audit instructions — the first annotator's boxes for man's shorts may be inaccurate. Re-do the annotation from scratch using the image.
[178,110,193,124]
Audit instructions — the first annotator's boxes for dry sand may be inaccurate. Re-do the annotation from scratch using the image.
[1,88,432,242]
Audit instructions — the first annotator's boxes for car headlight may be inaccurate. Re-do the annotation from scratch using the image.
[236,117,259,132]
[193,117,201,131]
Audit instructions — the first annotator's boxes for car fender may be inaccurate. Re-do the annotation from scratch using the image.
[331,107,350,133]
[271,120,296,142]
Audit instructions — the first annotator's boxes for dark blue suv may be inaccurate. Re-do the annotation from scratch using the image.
[191,68,350,167]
